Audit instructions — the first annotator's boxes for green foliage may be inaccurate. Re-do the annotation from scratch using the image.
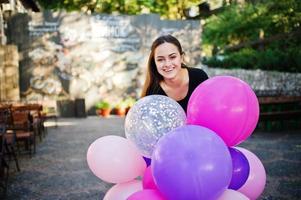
[114,97,136,109]
[123,97,136,107]
[114,100,127,109]
[204,45,301,72]
[202,0,301,72]
[203,4,265,47]
[203,0,301,47]
[37,0,200,19]
[95,100,111,109]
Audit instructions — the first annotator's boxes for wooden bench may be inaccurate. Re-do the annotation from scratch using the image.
[258,96,301,131]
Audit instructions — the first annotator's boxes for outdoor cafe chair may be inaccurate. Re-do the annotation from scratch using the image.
[0,123,9,197]
[10,107,37,156]
[0,106,20,171]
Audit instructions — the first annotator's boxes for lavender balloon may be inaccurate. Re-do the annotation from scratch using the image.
[228,147,250,190]
[152,125,232,200]
[125,95,186,157]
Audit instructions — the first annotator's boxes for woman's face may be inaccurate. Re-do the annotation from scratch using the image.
[154,42,183,80]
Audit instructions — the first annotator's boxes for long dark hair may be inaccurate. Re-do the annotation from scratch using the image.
[141,35,187,97]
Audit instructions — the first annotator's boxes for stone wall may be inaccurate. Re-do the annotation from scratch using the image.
[0,44,20,101]
[200,64,301,96]
[7,12,201,109]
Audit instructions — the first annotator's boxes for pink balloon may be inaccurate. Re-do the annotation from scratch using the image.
[236,147,266,200]
[217,189,249,200]
[104,180,142,200]
[142,166,158,190]
[127,189,166,200]
[187,76,259,146]
[87,136,146,183]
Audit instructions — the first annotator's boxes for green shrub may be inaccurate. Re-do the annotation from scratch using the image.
[203,45,301,72]
[95,101,111,109]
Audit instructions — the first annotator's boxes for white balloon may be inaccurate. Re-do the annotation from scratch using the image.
[125,95,186,157]
[86,136,146,183]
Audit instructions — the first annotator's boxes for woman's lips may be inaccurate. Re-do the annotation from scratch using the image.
[163,67,174,72]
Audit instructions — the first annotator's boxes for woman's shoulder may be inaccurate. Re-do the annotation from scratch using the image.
[188,67,209,80]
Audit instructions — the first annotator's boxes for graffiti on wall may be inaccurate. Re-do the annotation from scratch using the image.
[28,21,59,36]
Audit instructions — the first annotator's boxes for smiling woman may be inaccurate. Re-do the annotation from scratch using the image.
[141,35,208,112]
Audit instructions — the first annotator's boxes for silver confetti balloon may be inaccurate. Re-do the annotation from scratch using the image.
[125,95,186,158]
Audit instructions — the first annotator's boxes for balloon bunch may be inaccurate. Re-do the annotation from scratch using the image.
[87,76,266,200]
[186,76,266,200]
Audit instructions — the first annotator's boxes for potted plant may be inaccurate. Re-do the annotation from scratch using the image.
[95,101,111,117]
[124,97,136,114]
[114,100,128,117]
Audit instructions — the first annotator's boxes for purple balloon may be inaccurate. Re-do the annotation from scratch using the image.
[143,156,152,167]
[228,147,250,190]
[152,125,232,200]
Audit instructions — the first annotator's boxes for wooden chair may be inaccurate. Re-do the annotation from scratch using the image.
[20,104,45,141]
[0,106,19,197]
[0,106,20,171]
[0,124,9,198]
[10,107,37,156]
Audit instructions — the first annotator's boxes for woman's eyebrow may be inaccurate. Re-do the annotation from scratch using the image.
[156,52,177,58]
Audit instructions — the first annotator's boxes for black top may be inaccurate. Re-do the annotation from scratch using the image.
[146,67,209,112]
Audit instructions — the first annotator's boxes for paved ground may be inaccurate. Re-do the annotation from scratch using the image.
[4,116,301,200]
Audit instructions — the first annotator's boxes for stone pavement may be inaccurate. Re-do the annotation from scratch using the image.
[4,116,301,200]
